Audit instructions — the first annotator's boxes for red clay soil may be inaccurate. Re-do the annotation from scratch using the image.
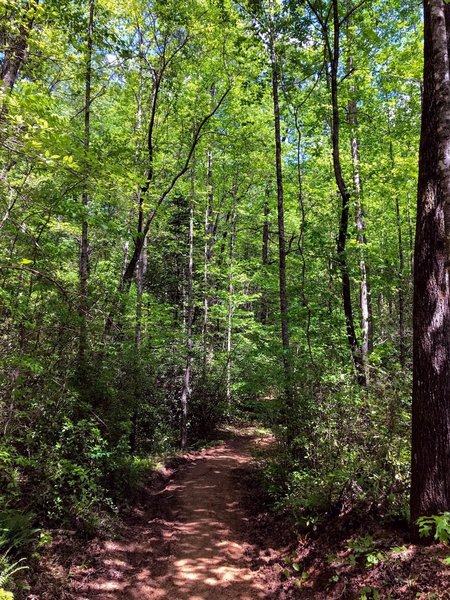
[68,431,285,600]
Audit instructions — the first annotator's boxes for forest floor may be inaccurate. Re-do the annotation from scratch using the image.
[26,426,450,600]
[28,427,291,600]
[69,427,283,600]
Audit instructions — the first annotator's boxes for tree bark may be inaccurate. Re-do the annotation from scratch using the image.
[180,179,195,449]
[348,73,372,374]
[410,0,450,532]
[329,0,365,385]
[78,0,94,385]
[226,203,236,403]
[260,196,270,324]
[0,0,38,92]
[269,20,292,404]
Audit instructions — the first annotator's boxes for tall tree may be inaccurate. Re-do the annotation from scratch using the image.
[411,0,450,530]
[306,0,366,384]
[268,1,292,403]
[78,0,95,387]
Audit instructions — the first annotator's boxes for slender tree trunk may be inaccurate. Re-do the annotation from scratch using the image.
[129,239,146,453]
[293,108,314,365]
[260,196,270,324]
[349,97,372,374]
[410,0,450,532]
[226,203,236,403]
[269,25,292,405]
[202,147,213,377]
[180,177,195,449]
[78,0,94,385]
[330,0,365,385]
[388,123,406,367]
[407,192,414,274]
[102,89,230,340]
[347,9,372,371]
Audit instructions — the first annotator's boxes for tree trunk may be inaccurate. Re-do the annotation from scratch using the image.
[349,96,372,374]
[260,196,270,324]
[269,25,292,405]
[410,0,450,532]
[347,8,372,372]
[330,0,365,385]
[180,180,195,450]
[78,0,94,386]
[388,126,406,367]
[226,203,236,403]
[0,0,38,92]
[202,147,214,377]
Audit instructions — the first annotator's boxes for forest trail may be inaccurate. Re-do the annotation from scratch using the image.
[74,430,273,600]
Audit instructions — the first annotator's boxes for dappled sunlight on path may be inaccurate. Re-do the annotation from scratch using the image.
[74,436,267,599]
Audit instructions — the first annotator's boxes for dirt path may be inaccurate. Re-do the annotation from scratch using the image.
[74,432,272,600]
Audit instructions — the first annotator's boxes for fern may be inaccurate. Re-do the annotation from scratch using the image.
[0,551,27,589]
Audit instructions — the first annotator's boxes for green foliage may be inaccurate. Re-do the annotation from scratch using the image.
[262,377,410,525]
[0,511,39,551]
[282,551,309,587]
[0,0,422,582]
[358,587,380,600]
[188,374,229,441]
[0,551,27,592]
[417,513,450,544]
[348,536,384,568]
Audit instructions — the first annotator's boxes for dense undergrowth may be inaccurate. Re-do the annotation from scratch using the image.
[0,353,230,596]
[260,373,411,530]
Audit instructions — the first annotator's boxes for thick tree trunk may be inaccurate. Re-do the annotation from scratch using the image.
[78,0,94,385]
[410,0,450,532]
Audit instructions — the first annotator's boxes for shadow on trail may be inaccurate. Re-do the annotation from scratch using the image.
[75,434,268,600]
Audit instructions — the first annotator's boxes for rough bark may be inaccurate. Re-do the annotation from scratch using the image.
[410,0,450,532]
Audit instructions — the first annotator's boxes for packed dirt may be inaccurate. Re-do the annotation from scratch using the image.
[70,430,282,600]
[26,428,450,599]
